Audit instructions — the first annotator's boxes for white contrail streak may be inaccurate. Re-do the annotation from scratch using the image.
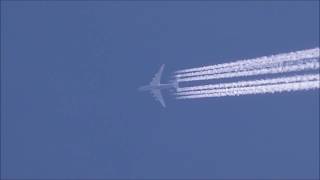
[176,57,318,78]
[176,80,319,99]
[173,48,319,100]
[176,74,320,94]
[176,59,319,82]
[175,47,319,75]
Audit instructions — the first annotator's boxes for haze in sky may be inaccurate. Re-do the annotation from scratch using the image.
[1,1,319,179]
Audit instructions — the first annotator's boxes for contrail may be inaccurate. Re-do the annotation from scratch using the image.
[176,80,319,99]
[175,47,319,75]
[172,48,320,100]
[176,57,318,78]
[176,58,319,82]
[176,74,320,94]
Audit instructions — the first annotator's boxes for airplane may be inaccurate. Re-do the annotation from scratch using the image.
[138,64,179,108]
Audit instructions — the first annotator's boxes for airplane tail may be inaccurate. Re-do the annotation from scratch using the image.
[171,78,179,90]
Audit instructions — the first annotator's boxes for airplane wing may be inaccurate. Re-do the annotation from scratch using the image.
[151,89,166,107]
[150,64,165,85]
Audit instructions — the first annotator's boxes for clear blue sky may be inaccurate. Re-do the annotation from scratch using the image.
[1,1,319,179]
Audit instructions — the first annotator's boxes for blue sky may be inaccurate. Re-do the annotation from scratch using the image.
[1,1,319,179]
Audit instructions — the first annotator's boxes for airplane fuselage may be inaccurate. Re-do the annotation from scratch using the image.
[138,83,174,91]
